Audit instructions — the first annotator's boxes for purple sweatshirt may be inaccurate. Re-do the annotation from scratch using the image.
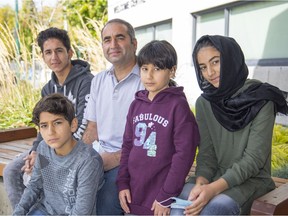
[117,86,199,215]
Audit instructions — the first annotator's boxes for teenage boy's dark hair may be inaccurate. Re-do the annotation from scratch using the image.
[32,93,75,126]
[37,27,71,52]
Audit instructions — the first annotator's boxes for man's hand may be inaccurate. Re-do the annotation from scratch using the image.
[119,189,131,214]
[82,121,98,144]
[101,150,121,171]
[21,151,37,175]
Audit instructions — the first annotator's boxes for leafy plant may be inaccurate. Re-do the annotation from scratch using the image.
[66,0,107,37]
[0,80,41,129]
[0,3,107,130]
[0,23,41,129]
[272,164,288,179]
[271,124,288,176]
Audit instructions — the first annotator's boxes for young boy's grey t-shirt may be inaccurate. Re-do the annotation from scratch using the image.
[13,140,104,215]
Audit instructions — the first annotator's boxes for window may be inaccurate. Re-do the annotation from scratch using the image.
[192,1,288,65]
[135,21,172,53]
[229,1,288,60]
[195,10,225,39]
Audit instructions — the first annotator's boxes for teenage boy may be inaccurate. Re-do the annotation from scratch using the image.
[13,93,104,215]
[4,27,93,208]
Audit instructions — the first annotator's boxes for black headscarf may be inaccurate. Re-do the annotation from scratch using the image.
[193,35,288,131]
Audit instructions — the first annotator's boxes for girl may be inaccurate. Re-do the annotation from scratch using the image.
[171,35,288,215]
[116,40,199,215]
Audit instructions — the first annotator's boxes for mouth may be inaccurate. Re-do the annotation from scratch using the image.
[48,138,59,143]
[209,76,220,87]
[145,83,154,87]
[210,76,219,82]
[51,62,60,66]
[108,50,121,56]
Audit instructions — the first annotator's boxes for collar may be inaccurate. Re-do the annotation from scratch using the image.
[106,64,140,78]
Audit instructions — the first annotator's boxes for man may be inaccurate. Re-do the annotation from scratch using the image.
[4,27,93,209]
[82,18,144,215]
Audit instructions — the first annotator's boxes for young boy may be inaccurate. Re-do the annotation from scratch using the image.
[13,93,104,215]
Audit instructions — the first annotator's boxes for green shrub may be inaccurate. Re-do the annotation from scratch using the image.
[0,18,106,130]
[272,164,288,179]
[0,23,42,129]
[271,124,288,175]
[0,80,41,129]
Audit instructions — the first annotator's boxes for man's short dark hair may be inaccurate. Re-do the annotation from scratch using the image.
[32,93,75,126]
[101,18,136,43]
[37,27,71,52]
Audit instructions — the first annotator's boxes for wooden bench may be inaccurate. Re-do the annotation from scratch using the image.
[0,127,287,214]
[0,127,37,176]
[187,165,288,215]
[250,178,288,215]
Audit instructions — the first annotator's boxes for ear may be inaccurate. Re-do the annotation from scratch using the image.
[68,49,73,59]
[70,118,78,133]
[132,38,138,53]
[170,66,177,79]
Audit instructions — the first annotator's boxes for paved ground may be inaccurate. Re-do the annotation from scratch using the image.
[0,177,12,215]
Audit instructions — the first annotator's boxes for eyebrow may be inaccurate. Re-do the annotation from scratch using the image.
[103,33,126,40]
[199,56,220,66]
[208,56,220,63]
[43,47,64,53]
[39,117,64,125]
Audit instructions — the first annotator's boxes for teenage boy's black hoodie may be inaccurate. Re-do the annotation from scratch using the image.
[31,59,93,151]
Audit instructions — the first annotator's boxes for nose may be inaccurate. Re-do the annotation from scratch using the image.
[146,69,153,79]
[48,125,55,135]
[207,65,215,77]
[51,51,58,60]
[110,38,119,48]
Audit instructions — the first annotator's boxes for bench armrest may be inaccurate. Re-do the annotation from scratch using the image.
[0,127,37,143]
[250,183,288,215]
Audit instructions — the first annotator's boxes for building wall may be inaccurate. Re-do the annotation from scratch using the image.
[108,0,239,105]
[107,0,288,125]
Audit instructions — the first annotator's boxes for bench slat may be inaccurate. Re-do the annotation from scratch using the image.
[0,152,22,160]
[0,157,13,164]
[272,176,288,185]
[0,131,36,177]
[0,145,29,152]
[3,139,33,146]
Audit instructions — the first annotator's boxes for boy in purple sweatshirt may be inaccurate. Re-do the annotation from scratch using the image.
[116,40,199,215]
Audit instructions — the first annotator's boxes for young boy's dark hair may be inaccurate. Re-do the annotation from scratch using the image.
[137,40,178,87]
[32,93,75,126]
[37,27,71,52]
[137,40,177,70]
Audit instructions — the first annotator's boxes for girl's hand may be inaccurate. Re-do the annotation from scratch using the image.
[151,200,170,216]
[185,184,216,215]
[119,189,131,214]
[184,177,228,215]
